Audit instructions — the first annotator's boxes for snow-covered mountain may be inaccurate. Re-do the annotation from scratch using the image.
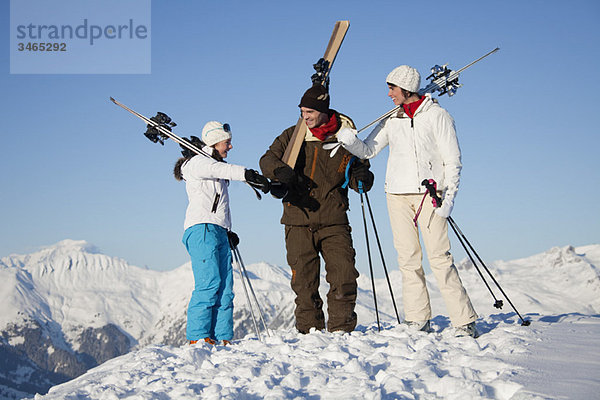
[1,241,600,399]
[0,239,297,398]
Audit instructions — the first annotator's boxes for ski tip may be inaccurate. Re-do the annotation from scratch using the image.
[109,96,116,103]
[334,20,350,31]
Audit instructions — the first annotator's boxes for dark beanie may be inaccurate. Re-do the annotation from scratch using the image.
[298,84,330,113]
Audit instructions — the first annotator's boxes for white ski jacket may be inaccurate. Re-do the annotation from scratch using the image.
[181,148,246,231]
[341,94,461,201]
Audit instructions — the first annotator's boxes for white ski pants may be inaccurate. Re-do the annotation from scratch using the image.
[386,193,477,327]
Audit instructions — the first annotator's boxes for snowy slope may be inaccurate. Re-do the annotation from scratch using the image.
[0,240,296,398]
[17,243,599,399]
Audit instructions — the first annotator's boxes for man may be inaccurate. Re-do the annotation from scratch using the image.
[260,84,374,334]
[336,65,479,337]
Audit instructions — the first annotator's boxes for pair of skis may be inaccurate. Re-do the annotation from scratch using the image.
[323,47,500,156]
[281,20,350,168]
[109,97,264,199]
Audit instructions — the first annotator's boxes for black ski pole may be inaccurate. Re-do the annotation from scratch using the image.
[447,216,531,327]
[364,192,401,324]
[360,189,381,332]
[343,157,381,331]
[446,217,503,308]
[421,179,531,326]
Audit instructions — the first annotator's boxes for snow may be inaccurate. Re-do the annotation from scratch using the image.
[7,243,600,399]
[35,316,600,399]
[35,323,523,399]
[507,314,600,399]
[8,336,25,346]
[0,239,165,344]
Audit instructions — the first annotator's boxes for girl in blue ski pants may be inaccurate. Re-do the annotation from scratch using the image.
[182,223,234,341]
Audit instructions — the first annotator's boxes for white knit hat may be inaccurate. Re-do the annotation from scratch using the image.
[386,65,421,93]
[201,121,231,147]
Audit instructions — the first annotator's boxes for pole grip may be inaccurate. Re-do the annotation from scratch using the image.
[342,156,363,193]
[421,179,442,208]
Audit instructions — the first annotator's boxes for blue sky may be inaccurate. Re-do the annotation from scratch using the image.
[1,0,598,278]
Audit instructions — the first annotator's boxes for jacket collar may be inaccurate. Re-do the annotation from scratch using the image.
[394,93,435,119]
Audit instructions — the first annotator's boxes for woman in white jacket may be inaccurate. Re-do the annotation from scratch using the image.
[337,65,478,338]
[174,121,269,345]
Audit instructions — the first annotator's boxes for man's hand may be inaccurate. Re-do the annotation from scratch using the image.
[269,181,288,199]
[350,161,374,193]
[273,166,297,186]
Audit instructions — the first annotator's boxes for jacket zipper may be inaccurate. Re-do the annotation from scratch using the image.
[411,118,423,193]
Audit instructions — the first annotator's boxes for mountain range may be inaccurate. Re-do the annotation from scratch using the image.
[1,240,599,399]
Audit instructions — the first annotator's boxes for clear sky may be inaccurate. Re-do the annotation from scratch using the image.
[1,0,598,278]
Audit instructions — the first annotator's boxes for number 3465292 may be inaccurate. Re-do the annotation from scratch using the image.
[18,43,67,51]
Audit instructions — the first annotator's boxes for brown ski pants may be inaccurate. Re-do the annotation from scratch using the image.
[284,224,359,333]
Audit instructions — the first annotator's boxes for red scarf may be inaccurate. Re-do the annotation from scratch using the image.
[309,113,338,141]
[402,96,425,119]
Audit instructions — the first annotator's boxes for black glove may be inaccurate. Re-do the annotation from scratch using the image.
[227,231,239,248]
[273,165,297,186]
[274,166,311,194]
[244,169,270,193]
[350,162,374,193]
[351,162,370,181]
[269,181,288,199]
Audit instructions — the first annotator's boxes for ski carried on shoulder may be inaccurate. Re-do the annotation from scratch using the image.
[281,20,350,168]
[324,48,500,156]
[109,97,263,199]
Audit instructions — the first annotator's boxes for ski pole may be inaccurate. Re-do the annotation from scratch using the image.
[420,179,500,304]
[447,217,503,309]
[447,216,531,326]
[360,190,381,332]
[364,192,401,324]
[229,242,262,341]
[232,246,271,337]
[421,179,531,326]
[343,158,380,331]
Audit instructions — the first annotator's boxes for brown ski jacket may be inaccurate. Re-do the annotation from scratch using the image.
[260,111,373,228]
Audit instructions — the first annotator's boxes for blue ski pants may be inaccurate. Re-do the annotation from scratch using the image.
[182,223,234,341]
